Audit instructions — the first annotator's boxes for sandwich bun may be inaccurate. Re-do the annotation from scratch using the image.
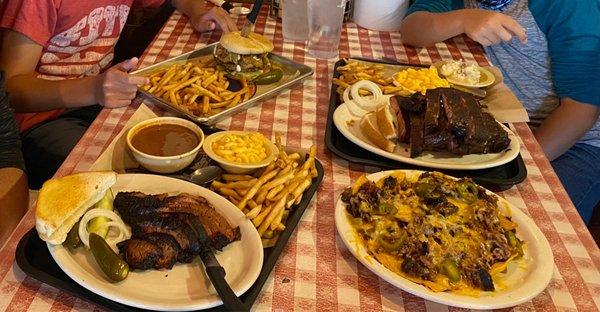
[375,103,398,140]
[35,171,117,245]
[219,31,274,55]
[360,112,396,153]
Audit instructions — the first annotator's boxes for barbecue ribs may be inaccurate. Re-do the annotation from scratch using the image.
[396,88,510,157]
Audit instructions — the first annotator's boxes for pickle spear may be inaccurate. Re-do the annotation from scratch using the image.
[89,232,129,282]
[63,221,82,250]
[88,189,114,238]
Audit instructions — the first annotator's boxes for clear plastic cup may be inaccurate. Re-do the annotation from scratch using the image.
[307,0,346,59]
[282,0,309,41]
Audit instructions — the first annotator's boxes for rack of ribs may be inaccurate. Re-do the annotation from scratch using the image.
[114,192,241,270]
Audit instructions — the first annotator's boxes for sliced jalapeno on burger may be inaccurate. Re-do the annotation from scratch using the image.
[254,68,283,85]
[89,233,129,282]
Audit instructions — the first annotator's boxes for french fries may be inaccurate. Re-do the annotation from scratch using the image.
[211,133,318,242]
[140,60,253,117]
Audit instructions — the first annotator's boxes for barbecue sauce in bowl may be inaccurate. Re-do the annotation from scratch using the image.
[131,124,200,157]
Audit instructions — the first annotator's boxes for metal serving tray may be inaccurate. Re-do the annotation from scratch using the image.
[131,43,314,125]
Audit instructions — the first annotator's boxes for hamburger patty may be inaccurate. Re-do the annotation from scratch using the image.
[214,44,270,73]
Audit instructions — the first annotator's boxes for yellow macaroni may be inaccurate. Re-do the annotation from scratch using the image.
[393,67,450,95]
[213,132,269,163]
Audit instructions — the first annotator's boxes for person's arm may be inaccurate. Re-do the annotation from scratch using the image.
[531,0,600,160]
[171,0,237,33]
[400,9,527,47]
[0,30,149,113]
[534,98,600,161]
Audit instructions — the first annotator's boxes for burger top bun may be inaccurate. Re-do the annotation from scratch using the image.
[219,31,274,55]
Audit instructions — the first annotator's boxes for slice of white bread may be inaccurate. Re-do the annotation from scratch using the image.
[375,103,398,140]
[35,171,117,245]
[360,112,396,153]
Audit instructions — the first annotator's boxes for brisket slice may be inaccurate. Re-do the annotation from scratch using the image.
[118,233,181,270]
[114,192,241,270]
[128,213,201,263]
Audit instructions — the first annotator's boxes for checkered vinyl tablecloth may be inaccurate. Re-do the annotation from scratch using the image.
[1,7,599,312]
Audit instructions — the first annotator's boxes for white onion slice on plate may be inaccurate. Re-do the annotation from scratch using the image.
[78,208,131,251]
[350,80,383,109]
[343,87,369,117]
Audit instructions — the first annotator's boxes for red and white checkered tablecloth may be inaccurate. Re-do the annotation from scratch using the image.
[1,7,599,312]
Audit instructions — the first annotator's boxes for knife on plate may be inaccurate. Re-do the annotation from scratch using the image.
[194,219,248,311]
[240,0,265,37]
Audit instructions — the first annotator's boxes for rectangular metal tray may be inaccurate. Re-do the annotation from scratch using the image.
[325,58,527,191]
[16,159,324,311]
[132,43,314,125]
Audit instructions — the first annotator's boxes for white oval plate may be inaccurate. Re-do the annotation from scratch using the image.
[335,170,554,310]
[333,104,520,170]
[445,66,496,88]
[48,174,264,311]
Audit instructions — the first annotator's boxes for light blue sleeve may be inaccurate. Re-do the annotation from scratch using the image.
[530,0,600,106]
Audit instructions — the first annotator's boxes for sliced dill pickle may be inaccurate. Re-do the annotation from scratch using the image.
[88,189,114,238]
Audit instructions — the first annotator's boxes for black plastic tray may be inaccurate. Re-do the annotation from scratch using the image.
[325,58,527,191]
[16,160,324,311]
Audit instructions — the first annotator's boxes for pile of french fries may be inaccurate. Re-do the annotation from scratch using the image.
[333,60,394,96]
[140,60,252,116]
[211,135,317,242]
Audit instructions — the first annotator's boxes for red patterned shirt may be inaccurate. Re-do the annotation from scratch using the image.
[0,0,164,132]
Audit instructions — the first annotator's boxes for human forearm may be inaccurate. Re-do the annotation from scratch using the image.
[534,98,600,161]
[171,0,208,18]
[0,168,28,247]
[171,0,237,32]
[6,74,99,113]
[400,11,465,47]
[400,9,527,47]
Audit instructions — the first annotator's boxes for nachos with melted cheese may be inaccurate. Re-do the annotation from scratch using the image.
[341,171,524,294]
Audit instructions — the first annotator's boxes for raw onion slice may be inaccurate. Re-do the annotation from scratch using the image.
[78,208,131,251]
[343,87,369,117]
[350,80,383,109]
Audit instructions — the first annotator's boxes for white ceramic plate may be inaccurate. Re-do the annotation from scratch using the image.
[335,170,554,310]
[333,104,520,170]
[48,174,264,311]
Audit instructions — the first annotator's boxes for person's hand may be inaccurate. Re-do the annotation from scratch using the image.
[460,9,527,46]
[191,7,237,33]
[94,57,148,108]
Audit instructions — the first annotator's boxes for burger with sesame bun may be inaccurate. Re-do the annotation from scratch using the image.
[214,31,275,80]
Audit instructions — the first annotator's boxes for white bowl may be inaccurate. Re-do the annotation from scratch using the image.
[203,131,278,174]
[126,117,204,173]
